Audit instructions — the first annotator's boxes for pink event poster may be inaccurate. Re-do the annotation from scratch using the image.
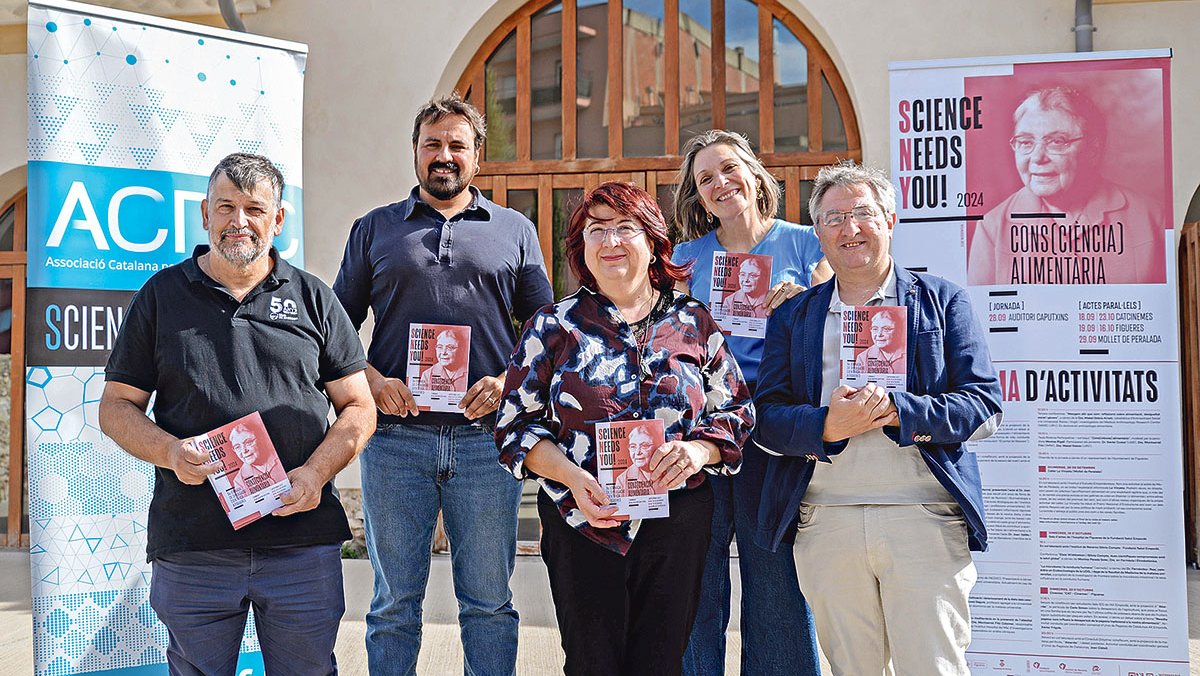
[709,251,773,338]
[890,51,1185,676]
[963,62,1168,287]
[594,418,669,520]
[406,323,471,413]
[194,411,292,530]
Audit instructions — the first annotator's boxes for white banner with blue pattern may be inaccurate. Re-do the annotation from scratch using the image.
[27,2,306,673]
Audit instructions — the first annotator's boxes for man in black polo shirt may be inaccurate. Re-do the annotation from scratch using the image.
[334,95,553,675]
[99,153,376,674]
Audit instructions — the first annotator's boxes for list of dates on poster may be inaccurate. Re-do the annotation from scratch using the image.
[890,50,1186,676]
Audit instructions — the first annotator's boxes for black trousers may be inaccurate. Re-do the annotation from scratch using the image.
[538,482,714,676]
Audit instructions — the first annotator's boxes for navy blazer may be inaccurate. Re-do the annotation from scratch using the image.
[753,265,1003,552]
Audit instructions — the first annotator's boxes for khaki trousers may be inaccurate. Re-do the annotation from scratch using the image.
[791,503,976,676]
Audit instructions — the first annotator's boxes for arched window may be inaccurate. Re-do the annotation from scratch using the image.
[456,0,860,297]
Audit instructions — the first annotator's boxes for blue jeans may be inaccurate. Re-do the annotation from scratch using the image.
[682,442,821,676]
[360,423,521,676]
[150,545,344,675]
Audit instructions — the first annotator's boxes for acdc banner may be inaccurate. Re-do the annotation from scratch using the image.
[27,1,306,673]
[890,51,1186,675]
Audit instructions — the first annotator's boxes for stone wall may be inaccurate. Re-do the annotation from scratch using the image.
[339,487,367,558]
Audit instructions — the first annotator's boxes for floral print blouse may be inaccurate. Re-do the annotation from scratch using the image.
[496,287,754,554]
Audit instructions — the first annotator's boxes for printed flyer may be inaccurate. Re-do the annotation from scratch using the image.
[195,411,291,530]
[595,419,669,520]
[709,252,772,338]
[840,305,908,391]
[890,50,1185,676]
[407,323,471,412]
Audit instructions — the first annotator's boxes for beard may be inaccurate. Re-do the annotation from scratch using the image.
[213,227,270,267]
[419,161,470,201]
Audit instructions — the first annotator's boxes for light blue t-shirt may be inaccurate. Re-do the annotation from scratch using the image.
[672,219,824,384]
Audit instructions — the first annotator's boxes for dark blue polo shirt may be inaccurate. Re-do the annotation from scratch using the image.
[334,187,553,426]
[106,246,366,560]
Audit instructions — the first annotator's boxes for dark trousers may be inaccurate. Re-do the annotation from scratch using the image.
[150,544,344,676]
[539,482,714,676]
[684,441,820,676]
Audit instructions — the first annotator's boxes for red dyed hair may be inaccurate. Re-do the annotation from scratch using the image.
[566,182,692,292]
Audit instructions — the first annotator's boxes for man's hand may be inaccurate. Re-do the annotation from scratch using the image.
[167,439,220,485]
[566,469,621,528]
[460,375,504,420]
[273,465,325,517]
[822,383,897,442]
[764,280,807,315]
[368,365,417,416]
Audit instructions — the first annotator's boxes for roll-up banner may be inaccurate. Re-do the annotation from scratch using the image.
[890,50,1187,675]
[26,1,306,673]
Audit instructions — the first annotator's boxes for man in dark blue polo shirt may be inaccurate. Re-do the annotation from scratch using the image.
[334,95,553,675]
[100,153,376,674]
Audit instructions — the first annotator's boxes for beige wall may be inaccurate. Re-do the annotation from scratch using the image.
[3,1,1197,283]
[241,0,527,285]
[236,0,1200,490]
[2,1,1197,491]
[242,0,1200,290]
[0,55,26,201]
[789,0,1200,226]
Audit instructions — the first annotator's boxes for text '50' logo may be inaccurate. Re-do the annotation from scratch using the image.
[270,297,298,321]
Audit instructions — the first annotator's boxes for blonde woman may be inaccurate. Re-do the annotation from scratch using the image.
[671,130,830,676]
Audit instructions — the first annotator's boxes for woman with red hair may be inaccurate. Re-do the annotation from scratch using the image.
[496,182,754,675]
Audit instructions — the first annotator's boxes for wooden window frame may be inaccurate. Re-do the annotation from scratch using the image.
[457,0,860,172]
[459,0,860,300]
[0,189,27,548]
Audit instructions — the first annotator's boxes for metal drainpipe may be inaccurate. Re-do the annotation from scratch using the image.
[217,0,247,32]
[1074,0,1095,52]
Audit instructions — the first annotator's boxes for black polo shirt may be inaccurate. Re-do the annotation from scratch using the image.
[106,245,366,560]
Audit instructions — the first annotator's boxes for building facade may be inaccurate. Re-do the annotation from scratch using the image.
[0,0,1198,542]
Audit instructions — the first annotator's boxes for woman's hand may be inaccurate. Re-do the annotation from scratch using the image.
[566,470,622,528]
[648,440,718,491]
[764,280,806,315]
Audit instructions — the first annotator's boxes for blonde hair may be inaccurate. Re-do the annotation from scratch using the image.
[673,130,780,242]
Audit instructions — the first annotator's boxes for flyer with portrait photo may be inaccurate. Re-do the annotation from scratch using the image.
[594,418,669,520]
[195,411,292,530]
[406,323,471,412]
[709,252,773,338]
[840,305,907,392]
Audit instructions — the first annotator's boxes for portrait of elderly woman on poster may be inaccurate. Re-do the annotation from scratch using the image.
[615,423,657,495]
[967,85,1165,285]
[723,256,769,318]
[495,181,754,676]
[853,307,906,375]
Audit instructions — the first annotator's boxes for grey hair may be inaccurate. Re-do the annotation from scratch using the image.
[207,153,285,209]
[673,129,781,242]
[1013,85,1105,161]
[412,93,487,150]
[872,306,903,327]
[808,160,896,224]
[738,256,764,273]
